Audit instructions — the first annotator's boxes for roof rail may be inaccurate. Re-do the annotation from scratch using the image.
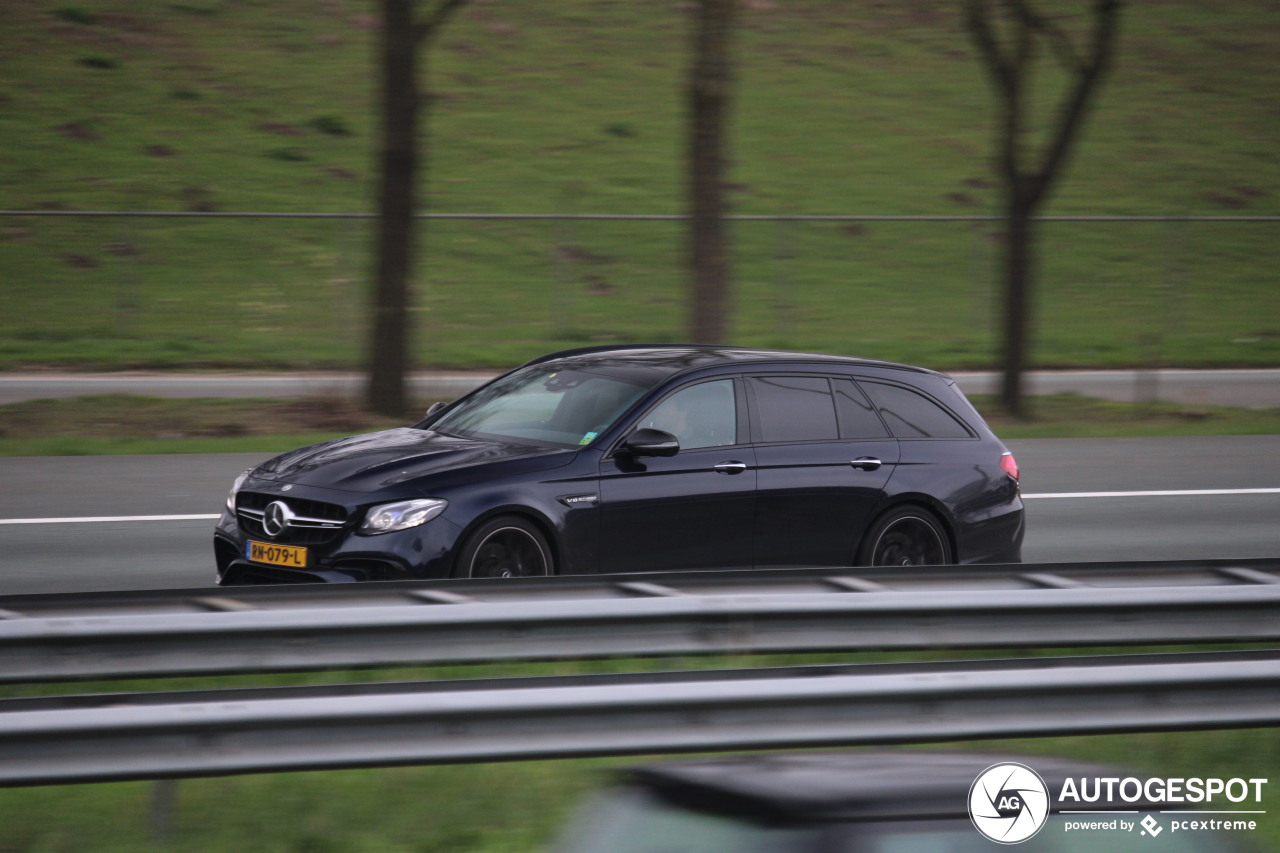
[514,344,938,376]
[518,343,707,368]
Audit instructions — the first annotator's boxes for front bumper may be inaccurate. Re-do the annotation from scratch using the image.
[213,504,464,585]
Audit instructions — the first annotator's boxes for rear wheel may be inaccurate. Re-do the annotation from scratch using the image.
[859,506,952,567]
[455,515,553,579]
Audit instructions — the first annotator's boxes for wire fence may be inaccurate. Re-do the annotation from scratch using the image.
[2,210,1277,372]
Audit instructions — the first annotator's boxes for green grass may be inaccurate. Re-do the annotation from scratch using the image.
[1,1,1278,371]
[0,761,589,853]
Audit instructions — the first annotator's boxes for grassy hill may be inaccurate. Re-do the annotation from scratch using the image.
[1,0,1278,370]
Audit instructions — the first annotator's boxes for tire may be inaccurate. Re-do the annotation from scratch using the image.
[858,506,953,567]
[454,515,554,579]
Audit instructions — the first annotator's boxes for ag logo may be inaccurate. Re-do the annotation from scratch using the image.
[969,762,1050,844]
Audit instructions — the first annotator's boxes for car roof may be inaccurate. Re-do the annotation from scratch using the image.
[625,750,1166,823]
[522,344,946,382]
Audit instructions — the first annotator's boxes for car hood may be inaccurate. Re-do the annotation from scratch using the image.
[252,428,573,492]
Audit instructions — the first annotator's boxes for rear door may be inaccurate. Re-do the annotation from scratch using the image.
[748,375,899,568]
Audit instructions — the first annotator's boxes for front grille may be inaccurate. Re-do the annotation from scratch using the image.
[235,491,350,546]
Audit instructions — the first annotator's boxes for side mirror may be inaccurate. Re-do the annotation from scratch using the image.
[619,428,680,458]
[424,401,449,420]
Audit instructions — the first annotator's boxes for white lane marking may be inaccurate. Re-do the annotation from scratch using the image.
[1023,488,1280,500]
[1,488,1278,525]
[0,515,221,525]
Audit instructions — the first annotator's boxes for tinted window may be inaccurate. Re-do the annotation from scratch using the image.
[833,379,890,439]
[749,376,839,443]
[640,379,737,450]
[861,382,971,439]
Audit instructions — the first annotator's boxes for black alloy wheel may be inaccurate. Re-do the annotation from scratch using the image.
[860,507,952,567]
[457,516,553,579]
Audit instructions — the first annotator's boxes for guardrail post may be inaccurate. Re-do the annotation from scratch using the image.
[150,779,178,844]
[113,214,141,333]
[771,216,797,343]
[550,184,584,339]
[334,215,362,358]
[970,217,993,349]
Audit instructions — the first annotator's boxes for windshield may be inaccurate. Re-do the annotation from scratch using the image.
[431,365,657,448]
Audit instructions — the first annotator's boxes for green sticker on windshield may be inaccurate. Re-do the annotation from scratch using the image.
[579,432,598,446]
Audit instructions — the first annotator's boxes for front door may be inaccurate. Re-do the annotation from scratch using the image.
[598,378,756,573]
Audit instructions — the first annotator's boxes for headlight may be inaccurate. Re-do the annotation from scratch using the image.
[359,498,448,535]
[225,469,252,511]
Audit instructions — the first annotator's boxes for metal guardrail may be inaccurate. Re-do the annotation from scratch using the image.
[0,559,1277,683]
[1,649,1276,786]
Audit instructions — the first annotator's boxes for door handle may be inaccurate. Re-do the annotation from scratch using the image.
[850,457,882,471]
[713,461,748,475]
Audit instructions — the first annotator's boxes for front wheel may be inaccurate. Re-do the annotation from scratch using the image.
[858,506,952,567]
[454,515,553,579]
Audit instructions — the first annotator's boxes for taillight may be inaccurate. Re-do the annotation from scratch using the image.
[1000,451,1020,482]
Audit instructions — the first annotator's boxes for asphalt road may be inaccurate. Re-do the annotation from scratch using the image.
[1,436,1277,596]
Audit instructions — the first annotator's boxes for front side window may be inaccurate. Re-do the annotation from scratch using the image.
[432,365,656,448]
[749,376,840,443]
[640,379,738,450]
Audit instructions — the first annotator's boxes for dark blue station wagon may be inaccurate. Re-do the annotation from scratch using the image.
[214,345,1024,583]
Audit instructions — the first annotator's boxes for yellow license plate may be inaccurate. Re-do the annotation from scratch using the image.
[245,540,309,569]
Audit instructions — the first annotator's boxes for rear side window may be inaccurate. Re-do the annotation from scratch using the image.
[748,376,839,443]
[861,382,972,439]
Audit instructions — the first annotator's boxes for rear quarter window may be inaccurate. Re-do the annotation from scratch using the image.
[860,382,972,439]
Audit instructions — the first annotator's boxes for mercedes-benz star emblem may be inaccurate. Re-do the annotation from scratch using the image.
[262,501,294,539]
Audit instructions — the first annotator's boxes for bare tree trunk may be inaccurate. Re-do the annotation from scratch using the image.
[1000,195,1034,411]
[966,0,1121,417]
[687,0,737,344]
[367,0,468,417]
[368,0,420,417]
